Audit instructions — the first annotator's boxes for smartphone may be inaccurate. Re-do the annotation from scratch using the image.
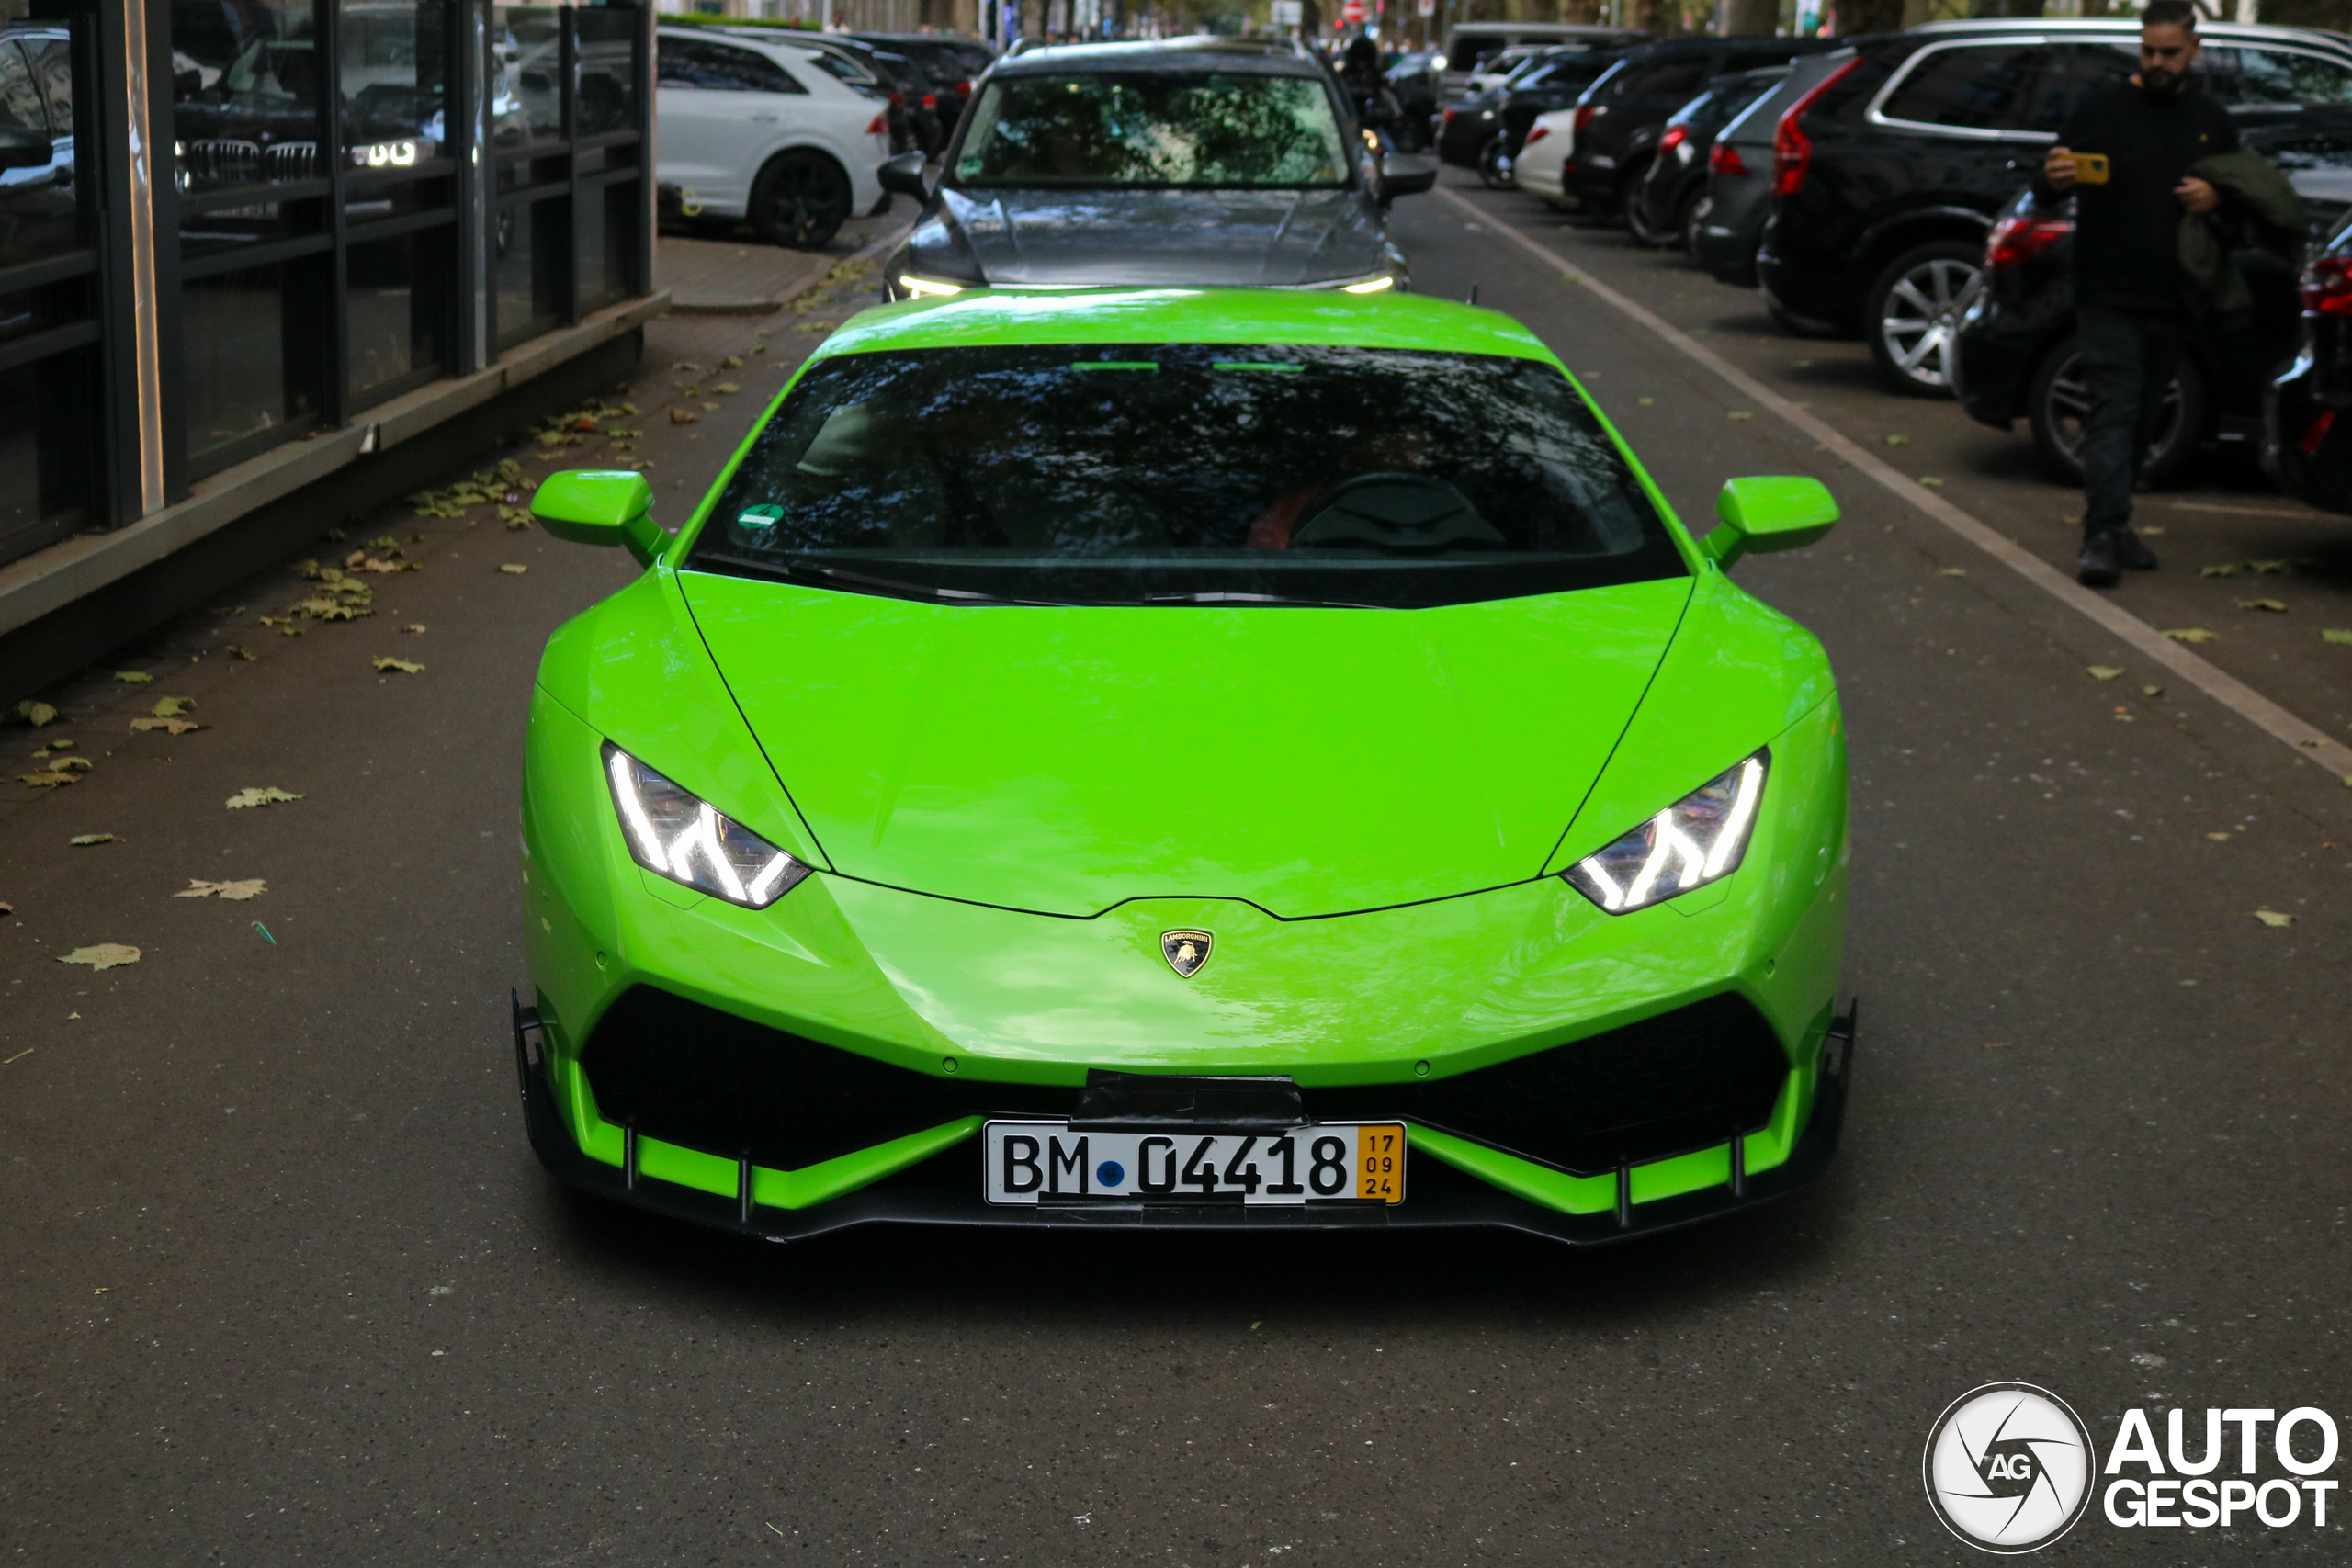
[2073,152,2110,186]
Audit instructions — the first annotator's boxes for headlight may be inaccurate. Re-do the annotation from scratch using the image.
[1562,750,1768,915]
[894,273,967,299]
[603,743,811,909]
[1313,269,1402,294]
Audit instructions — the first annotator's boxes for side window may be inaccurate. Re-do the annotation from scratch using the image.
[2234,48,2352,109]
[659,39,803,94]
[24,38,72,135]
[2259,132,2352,173]
[1879,43,2061,135]
[806,51,873,90]
[1633,61,1708,102]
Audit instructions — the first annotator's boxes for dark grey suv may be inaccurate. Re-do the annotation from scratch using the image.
[878,37,1436,299]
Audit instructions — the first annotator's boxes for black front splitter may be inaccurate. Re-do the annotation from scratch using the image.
[512,994,1852,1248]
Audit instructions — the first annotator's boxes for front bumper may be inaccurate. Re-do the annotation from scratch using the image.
[514,990,1853,1246]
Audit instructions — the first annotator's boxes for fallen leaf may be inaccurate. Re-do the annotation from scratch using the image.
[2250,558,2290,574]
[1636,397,1655,406]
[1882,434,1909,447]
[712,381,741,395]
[1726,411,1752,421]
[2142,684,2165,697]
[112,671,153,684]
[175,878,266,901]
[224,786,303,809]
[68,833,115,846]
[1917,476,1944,487]
[0,900,10,914]
[59,943,140,971]
[372,657,425,674]
[18,771,78,788]
[2138,525,2165,536]
[225,644,255,661]
[44,755,92,773]
[278,626,304,637]
[46,739,72,750]
[2161,627,2218,644]
[669,408,699,424]
[2207,832,2233,841]
[2237,598,2289,613]
[699,401,721,412]
[2324,629,2352,645]
[498,563,527,575]
[2199,563,2243,578]
[131,716,205,736]
[2087,665,2125,681]
[13,699,58,727]
[368,536,399,548]
[1792,358,1813,368]
[718,355,744,369]
[403,624,427,635]
[1938,567,1966,577]
[2113,710,2135,722]
[151,695,196,717]
[2252,908,2296,928]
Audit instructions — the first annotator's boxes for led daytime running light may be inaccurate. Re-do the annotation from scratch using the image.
[1563,750,1769,915]
[601,742,811,910]
[897,275,967,299]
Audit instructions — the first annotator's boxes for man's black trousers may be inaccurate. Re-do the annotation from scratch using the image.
[2076,306,2187,536]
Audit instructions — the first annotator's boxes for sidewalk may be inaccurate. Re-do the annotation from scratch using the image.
[657,209,907,314]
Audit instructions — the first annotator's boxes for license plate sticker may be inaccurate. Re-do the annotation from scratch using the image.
[983,1122,1406,1206]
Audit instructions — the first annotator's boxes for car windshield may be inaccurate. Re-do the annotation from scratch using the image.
[689,344,1685,609]
[954,72,1347,188]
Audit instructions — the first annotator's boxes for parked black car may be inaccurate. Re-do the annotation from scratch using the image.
[1955,114,2352,484]
[2269,213,2352,509]
[853,32,997,134]
[1757,18,2352,397]
[1560,35,1838,220]
[1385,48,1443,152]
[879,39,1435,299]
[1627,67,1787,251]
[871,48,947,156]
[1690,53,1851,296]
[1437,45,1627,188]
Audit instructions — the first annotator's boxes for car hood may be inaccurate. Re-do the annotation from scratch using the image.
[912,186,1396,288]
[679,572,1692,919]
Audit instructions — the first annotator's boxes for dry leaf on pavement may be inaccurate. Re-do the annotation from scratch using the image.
[498,564,527,575]
[59,943,140,970]
[13,700,58,726]
[2087,665,2124,681]
[112,671,153,683]
[2237,599,2289,613]
[151,696,196,717]
[225,644,255,660]
[175,878,266,901]
[224,786,303,809]
[1938,567,1966,577]
[2199,563,2242,578]
[2206,832,2233,842]
[68,833,115,846]
[712,382,741,395]
[130,716,204,736]
[372,657,424,674]
[669,408,698,424]
[2324,629,2352,645]
[1882,434,1909,447]
[2252,909,2296,928]
[402,624,427,634]
[2161,627,2219,644]
[18,771,77,788]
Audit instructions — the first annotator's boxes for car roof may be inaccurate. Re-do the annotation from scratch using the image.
[1449,22,1643,39]
[814,288,1555,363]
[1900,17,2352,51]
[992,36,1325,78]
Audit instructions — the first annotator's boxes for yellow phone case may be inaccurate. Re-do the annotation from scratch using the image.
[2074,152,2110,185]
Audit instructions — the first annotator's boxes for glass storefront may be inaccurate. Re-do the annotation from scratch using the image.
[0,0,652,566]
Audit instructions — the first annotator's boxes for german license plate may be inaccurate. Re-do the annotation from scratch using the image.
[983,1122,1405,1206]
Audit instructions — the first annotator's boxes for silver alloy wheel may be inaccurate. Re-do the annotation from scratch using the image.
[2041,354,2185,468]
[1877,257,1983,391]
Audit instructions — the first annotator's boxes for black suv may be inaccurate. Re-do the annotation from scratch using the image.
[1956,113,2352,484]
[2267,213,2352,510]
[1757,18,2352,397]
[1560,35,1839,220]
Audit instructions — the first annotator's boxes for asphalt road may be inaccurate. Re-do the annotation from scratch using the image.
[4,180,2350,1567]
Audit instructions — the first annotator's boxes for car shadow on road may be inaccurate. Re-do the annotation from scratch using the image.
[532,1161,1856,1334]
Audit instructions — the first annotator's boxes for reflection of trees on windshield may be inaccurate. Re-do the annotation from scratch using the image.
[695,345,1682,609]
[957,73,1346,188]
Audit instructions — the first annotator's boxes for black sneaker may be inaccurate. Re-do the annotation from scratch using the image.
[2077,532,2121,587]
[2115,527,2159,570]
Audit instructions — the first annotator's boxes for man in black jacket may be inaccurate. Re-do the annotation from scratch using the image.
[2042,0,2236,587]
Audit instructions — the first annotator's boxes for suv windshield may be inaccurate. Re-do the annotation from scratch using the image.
[954,73,1347,187]
[689,344,1685,609]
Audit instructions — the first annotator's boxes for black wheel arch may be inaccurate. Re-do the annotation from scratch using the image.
[1853,207,1993,292]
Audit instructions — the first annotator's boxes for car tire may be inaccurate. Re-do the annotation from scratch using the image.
[1624,178,1674,248]
[1674,186,1708,258]
[2026,338,2205,488]
[1476,135,1515,190]
[750,150,853,252]
[1610,157,1655,235]
[1864,241,1984,397]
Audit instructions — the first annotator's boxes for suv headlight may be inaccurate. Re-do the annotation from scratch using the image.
[603,743,811,909]
[1563,750,1768,915]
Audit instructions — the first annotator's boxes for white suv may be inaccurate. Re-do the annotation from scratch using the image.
[656,28,892,249]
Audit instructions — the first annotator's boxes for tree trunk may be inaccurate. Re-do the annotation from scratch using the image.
[1723,0,1778,32]
[2260,0,2352,28]
[1838,0,1908,34]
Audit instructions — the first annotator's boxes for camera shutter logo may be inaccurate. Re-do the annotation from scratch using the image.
[1923,1382,2095,1553]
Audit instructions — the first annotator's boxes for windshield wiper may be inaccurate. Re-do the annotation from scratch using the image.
[1140,591,1392,610]
[721,555,1058,607]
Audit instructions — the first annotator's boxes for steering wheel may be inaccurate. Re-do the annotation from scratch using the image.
[1287,471,1506,552]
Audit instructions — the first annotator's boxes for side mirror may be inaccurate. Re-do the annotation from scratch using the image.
[0,126,51,172]
[877,149,931,198]
[531,469,662,566]
[1705,476,1838,569]
[1378,152,1438,200]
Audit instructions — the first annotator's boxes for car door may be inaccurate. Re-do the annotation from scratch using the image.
[1867,39,2072,217]
[656,36,808,212]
